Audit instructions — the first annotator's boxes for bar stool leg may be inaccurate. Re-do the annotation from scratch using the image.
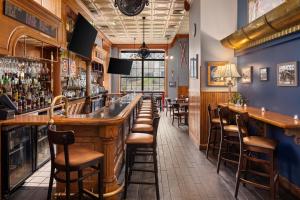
[78,170,83,200]
[66,171,71,200]
[212,129,217,155]
[206,125,213,158]
[47,166,54,200]
[216,134,224,174]
[153,148,160,200]
[234,146,244,198]
[270,152,276,200]
[98,159,104,200]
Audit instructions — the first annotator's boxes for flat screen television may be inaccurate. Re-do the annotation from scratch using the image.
[107,58,133,75]
[68,13,97,59]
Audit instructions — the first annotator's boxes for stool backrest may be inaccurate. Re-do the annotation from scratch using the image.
[48,126,75,168]
[236,113,249,138]
[217,106,231,129]
[208,104,218,124]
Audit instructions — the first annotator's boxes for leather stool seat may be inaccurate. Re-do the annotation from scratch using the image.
[212,118,228,124]
[243,136,277,150]
[55,146,104,169]
[126,133,153,144]
[138,114,152,119]
[139,111,152,114]
[135,118,153,125]
[132,124,153,132]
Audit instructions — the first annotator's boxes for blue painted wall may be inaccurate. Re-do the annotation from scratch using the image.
[237,0,300,187]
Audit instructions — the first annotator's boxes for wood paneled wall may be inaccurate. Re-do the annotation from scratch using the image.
[188,90,201,147]
[200,91,231,149]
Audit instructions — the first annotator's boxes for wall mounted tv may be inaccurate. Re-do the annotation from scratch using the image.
[107,58,133,75]
[68,13,97,59]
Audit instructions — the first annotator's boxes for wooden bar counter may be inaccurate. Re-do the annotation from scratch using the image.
[1,94,142,199]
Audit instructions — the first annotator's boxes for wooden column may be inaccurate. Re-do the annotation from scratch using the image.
[53,53,61,97]
[86,60,91,96]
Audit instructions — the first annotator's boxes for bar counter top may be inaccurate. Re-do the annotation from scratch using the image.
[219,103,300,129]
[1,94,142,126]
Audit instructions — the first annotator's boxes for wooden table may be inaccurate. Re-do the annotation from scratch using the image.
[219,103,300,143]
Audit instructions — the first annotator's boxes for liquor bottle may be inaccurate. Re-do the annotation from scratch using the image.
[26,90,32,111]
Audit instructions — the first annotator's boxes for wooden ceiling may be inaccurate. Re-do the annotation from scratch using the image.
[80,0,189,44]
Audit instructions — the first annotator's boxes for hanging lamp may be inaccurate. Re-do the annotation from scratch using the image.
[137,17,150,59]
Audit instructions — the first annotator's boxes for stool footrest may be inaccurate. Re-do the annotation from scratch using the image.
[131,168,155,173]
[128,181,155,185]
[240,178,270,191]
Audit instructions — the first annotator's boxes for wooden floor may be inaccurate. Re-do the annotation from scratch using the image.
[10,112,298,200]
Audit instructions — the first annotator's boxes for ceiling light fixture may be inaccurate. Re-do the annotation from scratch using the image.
[137,17,150,59]
[115,0,149,16]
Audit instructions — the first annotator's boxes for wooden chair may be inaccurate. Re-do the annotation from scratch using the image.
[47,126,104,200]
[124,115,161,200]
[165,98,173,116]
[172,103,188,127]
[235,113,278,200]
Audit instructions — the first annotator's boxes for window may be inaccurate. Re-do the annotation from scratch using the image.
[120,51,165,92]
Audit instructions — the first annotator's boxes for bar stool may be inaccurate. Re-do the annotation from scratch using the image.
[235,113,278,200]
[124,116,161,200]
[206,105,227,158]
[47,126,104,200]
[217,106,243,174]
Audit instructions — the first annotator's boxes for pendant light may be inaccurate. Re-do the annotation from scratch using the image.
[115,0,149,16]
[137,17,150,59]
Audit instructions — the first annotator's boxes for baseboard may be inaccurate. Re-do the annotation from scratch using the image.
[279,175,300,197]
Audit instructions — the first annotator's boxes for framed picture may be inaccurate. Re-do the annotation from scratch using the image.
[207,61,228,86]
[248,0,285,22]
[277,62,298,86]
[241,66,253,83]
[190,54,199,79]
[169,81,176,87]
[260,67,268,81]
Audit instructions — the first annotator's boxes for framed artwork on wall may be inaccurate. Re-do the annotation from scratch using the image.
[207,61,228,86]
[190,54,198,79]
[248,0,285,23]
[241,66,253,83]
[260,67,268,81]
[277,61,298,86]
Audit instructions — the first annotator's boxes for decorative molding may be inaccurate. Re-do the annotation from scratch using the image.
[221,0,300,51]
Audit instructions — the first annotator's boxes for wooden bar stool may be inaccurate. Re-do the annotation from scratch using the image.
[217,106,243,174]
[124,116,161,200]
[235,113,278,200]
[47,126,104,200]
[206,105,227,158]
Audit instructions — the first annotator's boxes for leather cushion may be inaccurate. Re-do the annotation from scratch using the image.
[140,109,152,112]
[138,114,152,119]
[135,118,153,125]
[126,133,153,144]
[211,118,227,124]
[132,124,153,132]
[243,136,277,150]
[55,146,103,168]
[139,111,152,114]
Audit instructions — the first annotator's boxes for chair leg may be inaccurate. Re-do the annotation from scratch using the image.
[66,171,71,200]
[172,114,175,125]
[78,170,83,200]
[153,149,160,200]
[124,148,130,199]
[206,125,213,158]
[178,116,180,127]
[47,166,55,200]
[212,128,218,155]
[98,159,104,200]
